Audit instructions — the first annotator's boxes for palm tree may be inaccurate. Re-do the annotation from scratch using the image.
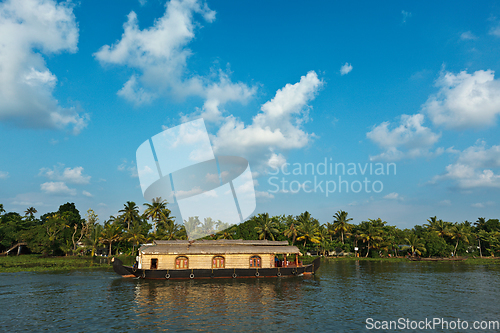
[99,222,122,257]
[118,201,140,230]
[124,221,147,255]
[184,216,201,239]
[254,213,279,241]
[318,226,331,256]
[449,223,471,257]
[296,212,321,247]
[427,217,450,238]
[358,221,384,257]
[24,207,37,218]
[143,197,170,234]
[85,223,103,256]
[404,234,426,256]
[283,222,298,245]
[332,210,353,244]
[0,203,5,215]
[475,217,487,231]
[216,225,237,240]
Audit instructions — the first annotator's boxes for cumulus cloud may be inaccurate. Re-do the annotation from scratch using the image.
[0,0,88,134]
[95,0,254,113]
[211,71,323,168]
[460,31,477,40]
[422,70,500,129]
[0,171,9,179]
[41,182,77,196]
[430,141,500,189]
[39,164,91,184]
[82,190,93,197]
[367,113,441,161]
[340,63,353,75]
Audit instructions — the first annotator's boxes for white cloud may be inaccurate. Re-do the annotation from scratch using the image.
[0,171,9,179]
[211,71,323,168]
[422,70,500,129]
[460,31,477,40]
[402,10,412,23]
[118,159,138,178]
[340,63,353,75]
[267,152,286,170]
[255,191,274,199]
[0,0,88,134]
[39,164,91,184]
[41,182,76,196]
[439,200,452,206]
[431,142,500,189]
[82,190,93,197]
[367,113,441,161]
[489,25,500,37]
[472,201,494,208]
[383,192,400,200]
[94,0,253,111]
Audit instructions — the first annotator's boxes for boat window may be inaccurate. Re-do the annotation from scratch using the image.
[151,258,158,270]
[175,256,189,269]
[212,256,225,269]
[249,255,261,268]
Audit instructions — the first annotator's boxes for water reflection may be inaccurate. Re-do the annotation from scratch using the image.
[129,277,308,331]
[1,261,500,332]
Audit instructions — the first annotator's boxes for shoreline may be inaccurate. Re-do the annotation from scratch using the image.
[1,255,499,273]
[0,254,134,273]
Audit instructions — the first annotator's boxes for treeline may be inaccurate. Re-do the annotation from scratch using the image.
[1,201,499,258]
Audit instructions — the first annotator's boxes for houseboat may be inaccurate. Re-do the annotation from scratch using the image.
[112,239,321,280]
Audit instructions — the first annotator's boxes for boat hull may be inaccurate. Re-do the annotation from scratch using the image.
[112,257,321,280]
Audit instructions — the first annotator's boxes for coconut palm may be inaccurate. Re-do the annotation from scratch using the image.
[216,225,237,240]
[184,216,201,239]
[358,221,384,257]
[332,210,353,244]
[255,213,279,241]
[124,221,147,254]
[426,217,450,238]
[143,197,171,234]
[85,223,103,257]
[449,223,471,257]
[118,201,140,230]
[24,207,37,218]
[284,222,298,245]
[474,217,487,231]
[404,233,426,256]
[296,212,321,247]
[99,222,122,257]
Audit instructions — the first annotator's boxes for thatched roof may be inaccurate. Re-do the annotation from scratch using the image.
[139,239,300,255]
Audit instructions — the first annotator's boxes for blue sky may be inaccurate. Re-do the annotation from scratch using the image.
[1,0,500,229]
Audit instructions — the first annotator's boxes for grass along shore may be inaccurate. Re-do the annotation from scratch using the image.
[2,254,499,273]
[0,254,135,273]
[325,256,500,264]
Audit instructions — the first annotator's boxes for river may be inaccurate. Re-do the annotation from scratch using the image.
[1,260,500,332]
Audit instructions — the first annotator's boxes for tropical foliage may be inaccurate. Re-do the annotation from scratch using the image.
[1,201,499,259]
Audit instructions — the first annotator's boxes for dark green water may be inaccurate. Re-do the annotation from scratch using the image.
[1,260,500,332]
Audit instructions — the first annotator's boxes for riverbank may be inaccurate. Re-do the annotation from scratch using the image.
[0,255,135,273]
[325,256,500,264]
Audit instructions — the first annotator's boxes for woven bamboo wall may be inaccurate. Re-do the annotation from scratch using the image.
[141,253,275,270]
